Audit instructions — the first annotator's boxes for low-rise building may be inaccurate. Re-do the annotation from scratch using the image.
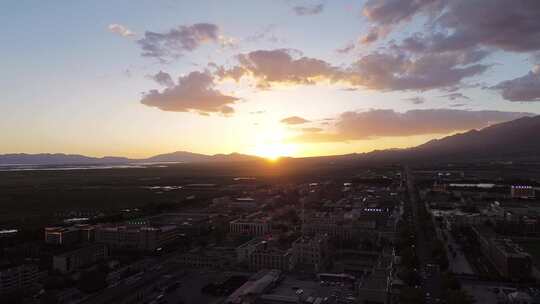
[53,244,108,273]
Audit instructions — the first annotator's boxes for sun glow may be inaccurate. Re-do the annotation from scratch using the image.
[252,142,297,160]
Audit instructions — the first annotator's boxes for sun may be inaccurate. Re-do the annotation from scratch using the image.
[251,142,297,161]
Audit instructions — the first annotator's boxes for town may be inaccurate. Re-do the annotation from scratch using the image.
[2,161,540,304]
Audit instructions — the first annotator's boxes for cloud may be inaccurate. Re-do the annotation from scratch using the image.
[440,93,471,101]
[245,25,281,43]
[336,42,355,54]
[290,109,532,143]
[215,49,339,88]
[281,116,311,125]
[347,49,489,91]
[362,0,540,54]
[108,24,135,37]
[361,0,445,43]
[150,71,174,87]
[216,48,487,91]
[293,4,325,16]
[137,23,219,62]
[301,127,323,133]
[141,71,239,115]
[404,96,425,104]
[493,66,540,102]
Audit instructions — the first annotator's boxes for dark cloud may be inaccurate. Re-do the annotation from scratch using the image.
[290,109,532,143]
[141,71,238,115]
[440,92,470,101]
[363,0,540,54]
[404,96,425,104]
[429,0,540,53]
[138,23,219,62]
[150,71,174,87]
[493,66,540,102]
[293,4,324,16]
[347,49,489,91]
[361,0,445,43]
[281,116,311,125]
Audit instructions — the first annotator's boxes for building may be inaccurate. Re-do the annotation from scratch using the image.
[472,226,532,280]
[511,185,535,199]
[303,213,354,240]
[146,213,210,236]
[249,242,292,271]
[53,244,108,273]
[95,224,179,251]
[45,226,81,245]
[291,234,329,272]
[230,216,272,236]
[0,264,40,295]
[44,224,95,245]
[236,238,266,263]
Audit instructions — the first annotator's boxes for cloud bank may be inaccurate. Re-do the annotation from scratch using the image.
[291,109,532,143]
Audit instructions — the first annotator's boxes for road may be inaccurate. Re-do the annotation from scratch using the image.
[404,166,442,303]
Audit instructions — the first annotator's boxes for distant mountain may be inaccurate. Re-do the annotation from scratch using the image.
[2,115,540,166]
[142,151,260,163]
[0,151,260,165]
[361,115,540,162]
[0,153,131,165]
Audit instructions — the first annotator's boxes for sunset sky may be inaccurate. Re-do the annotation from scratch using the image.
[1,0,540,159]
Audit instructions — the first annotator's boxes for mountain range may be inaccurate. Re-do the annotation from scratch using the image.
[0,151,260,165]
[2,115,540,165]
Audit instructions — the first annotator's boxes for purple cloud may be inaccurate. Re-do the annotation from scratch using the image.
[493,66,540,102]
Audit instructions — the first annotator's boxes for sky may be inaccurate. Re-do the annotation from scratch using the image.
[1,0,540,159]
